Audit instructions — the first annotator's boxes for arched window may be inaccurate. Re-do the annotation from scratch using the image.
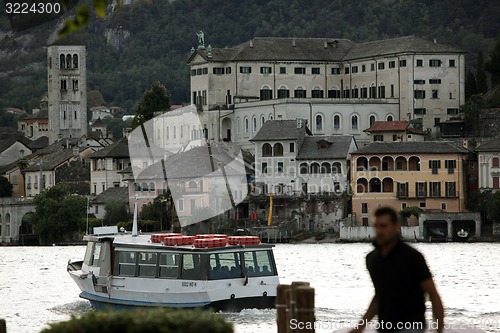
[73,54,78,68]
[352,85,359,98]
[277,85,290,99]
[361,84,368,98]
[369,115,376,126]
[141,182,148,192]
[332,162,342,174]
[300,163,308,174]
[269,114,274,120]
[262,143,272,157]
[493,157,500,168]
[149,182,156,191]
[382,178,394,193]
[333,115,341,129]
[261,115,265,127]
[386,115,394,121]
[294,87,306,98]
[321,162,331,174]
[328,86,341,98]
[369,178,382,193]
[66,54,72,69]
[244,117,249,133]
[260,86,272,100]
[370,83,376,98]
[351,115,359,129]
[310,162,320,174]
[236,117,241,134]
[357,157,368,171]
[315,114,323,131]
[382,156,394,171]
[395,156,407,171]
[252,116,257,132]
[273,143,283,156]
[60,54,65,69]
[343,87,350,98]
[408,156,420,171]
[166,126,169,139]
[311,86,323,98]
[188,181,198,188]
[369,157,381,171]
[356,178,368,193]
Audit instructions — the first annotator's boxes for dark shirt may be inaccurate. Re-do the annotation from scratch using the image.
[366,238,432,332]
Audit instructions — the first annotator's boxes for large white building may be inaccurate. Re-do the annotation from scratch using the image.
[187,35,465,147]
[47,42,88,143]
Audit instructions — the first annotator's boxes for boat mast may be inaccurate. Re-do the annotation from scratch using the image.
[132,194,138,237]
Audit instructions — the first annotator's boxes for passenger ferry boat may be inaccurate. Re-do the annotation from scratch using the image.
[67,227,279,311]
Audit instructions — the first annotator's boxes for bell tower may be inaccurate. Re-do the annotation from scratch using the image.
[47,42,87,143]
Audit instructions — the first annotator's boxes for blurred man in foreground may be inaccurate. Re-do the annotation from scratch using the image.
[350,206,444,333]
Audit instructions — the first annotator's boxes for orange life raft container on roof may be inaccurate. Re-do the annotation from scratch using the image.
[227,236,261,246]
[162,235,196,246]
[150,233,181,243]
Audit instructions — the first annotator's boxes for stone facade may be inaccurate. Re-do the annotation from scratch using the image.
[188,36,465,146]
[47,44,88,143]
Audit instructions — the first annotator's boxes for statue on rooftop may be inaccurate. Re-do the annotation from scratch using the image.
[196,31,205,49]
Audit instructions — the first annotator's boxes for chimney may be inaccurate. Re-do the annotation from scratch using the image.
[249,40,253,48]
[73,147,79,156]
[333,40,339,48]
[292,38,296,47]
[296,118,303,128]
[463,139,469,149]
[324,41,328,49]
[434,38,437,44]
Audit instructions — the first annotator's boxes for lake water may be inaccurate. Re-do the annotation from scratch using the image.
[0,243,499,333]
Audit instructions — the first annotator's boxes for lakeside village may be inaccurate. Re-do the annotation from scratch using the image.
[1,33,500,246]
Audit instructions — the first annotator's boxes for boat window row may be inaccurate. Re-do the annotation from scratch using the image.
[114,250,277,280]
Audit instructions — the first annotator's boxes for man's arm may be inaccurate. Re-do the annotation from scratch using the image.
[421,278,444,333]
[349,295,377,333]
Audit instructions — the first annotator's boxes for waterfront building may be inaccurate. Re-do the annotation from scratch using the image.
[350,141,469,226]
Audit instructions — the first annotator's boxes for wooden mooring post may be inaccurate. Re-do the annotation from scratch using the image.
[0,319,6,333]
[276,282,315,333]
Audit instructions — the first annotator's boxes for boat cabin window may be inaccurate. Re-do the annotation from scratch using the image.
[181,254,205,280]
[91,242,101,266]
[244,250,276,277]
[83,242,94,265]
[208,252,242,280]
[159,253,179,278]
[116,251,137,277]
[138,252,157,278]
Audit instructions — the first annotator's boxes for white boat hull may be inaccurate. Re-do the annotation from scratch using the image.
[69,267,277,311]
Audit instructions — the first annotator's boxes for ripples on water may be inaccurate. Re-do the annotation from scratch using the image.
[0,243,499,333]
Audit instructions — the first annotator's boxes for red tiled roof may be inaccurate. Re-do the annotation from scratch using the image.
[365,121,409,132]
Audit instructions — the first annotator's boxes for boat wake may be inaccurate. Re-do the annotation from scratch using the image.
[49,300,92,316]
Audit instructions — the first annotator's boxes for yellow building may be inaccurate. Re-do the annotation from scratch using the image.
[350,141,469,226]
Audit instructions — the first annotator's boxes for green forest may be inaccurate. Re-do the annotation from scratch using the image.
[0,0,499,111]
